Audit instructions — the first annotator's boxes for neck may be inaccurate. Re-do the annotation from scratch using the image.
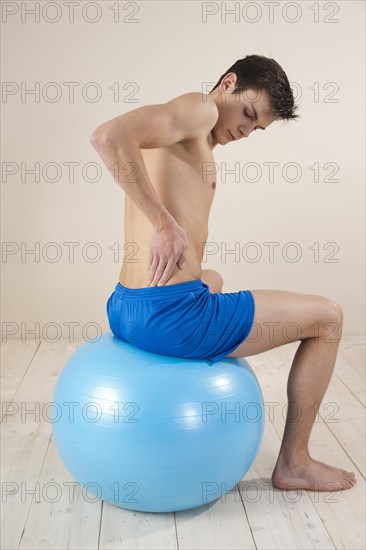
[208,131,217,150]
[207,91,219,149]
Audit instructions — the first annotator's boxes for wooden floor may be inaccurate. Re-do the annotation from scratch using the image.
[1,335,365,550]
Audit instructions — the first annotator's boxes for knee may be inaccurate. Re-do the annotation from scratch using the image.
[326,299,344,335]
[329,300,343,323]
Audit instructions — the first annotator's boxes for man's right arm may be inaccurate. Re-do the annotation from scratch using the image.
[90,108,175,232]
[90,93,219,285]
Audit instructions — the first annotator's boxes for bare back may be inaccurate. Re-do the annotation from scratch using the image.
[120,126,217,287]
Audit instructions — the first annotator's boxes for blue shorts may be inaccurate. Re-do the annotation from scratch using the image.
[106,279,255,364]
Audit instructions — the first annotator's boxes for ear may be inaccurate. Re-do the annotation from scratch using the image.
[221,72,238,93]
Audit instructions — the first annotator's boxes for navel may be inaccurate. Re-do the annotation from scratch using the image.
[211,181,216,189]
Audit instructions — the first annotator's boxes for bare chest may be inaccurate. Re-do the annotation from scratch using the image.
[141,137,217,199]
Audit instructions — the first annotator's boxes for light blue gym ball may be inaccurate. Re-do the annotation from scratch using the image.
[52,333,264,512]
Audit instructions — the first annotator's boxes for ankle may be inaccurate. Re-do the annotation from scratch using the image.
[277,446,311,468]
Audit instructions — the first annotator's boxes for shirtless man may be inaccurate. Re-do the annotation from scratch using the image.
[91,55,356,492]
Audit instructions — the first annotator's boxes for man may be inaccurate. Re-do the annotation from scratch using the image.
[91,55,356,491]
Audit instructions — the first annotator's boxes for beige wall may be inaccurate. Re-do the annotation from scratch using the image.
[2,0,365,341]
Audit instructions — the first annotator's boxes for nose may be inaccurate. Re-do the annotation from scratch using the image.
[239,128,249,138]
[239,125,258,138]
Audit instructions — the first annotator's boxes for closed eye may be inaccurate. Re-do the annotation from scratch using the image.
[243,108,264,131]
[244,108,265,130]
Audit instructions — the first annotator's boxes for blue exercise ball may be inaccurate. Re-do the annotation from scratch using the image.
[52,333,264,513]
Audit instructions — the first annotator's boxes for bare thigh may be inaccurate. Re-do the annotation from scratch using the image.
[227,289,343,358]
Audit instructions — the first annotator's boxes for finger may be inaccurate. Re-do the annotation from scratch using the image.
[147,256,159,286]
[157,258,177,286]
[147,248,153,271]
[177,254,186,269]
[147,255,158,280]
[149,259,167,287]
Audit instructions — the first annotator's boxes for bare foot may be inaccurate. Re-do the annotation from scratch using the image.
[272,454,356,491]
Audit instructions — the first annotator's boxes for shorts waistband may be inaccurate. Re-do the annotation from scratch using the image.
[114,279,207,299]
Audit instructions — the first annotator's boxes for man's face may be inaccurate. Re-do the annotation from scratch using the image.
[210,74,277,145]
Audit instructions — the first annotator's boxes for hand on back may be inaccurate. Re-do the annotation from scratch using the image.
[147,217,188,287]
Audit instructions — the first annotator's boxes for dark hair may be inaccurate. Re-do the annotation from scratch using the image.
[210,54,299,123]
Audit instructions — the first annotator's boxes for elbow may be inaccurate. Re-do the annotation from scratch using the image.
[90,128,109,150]
[90,123,138,151]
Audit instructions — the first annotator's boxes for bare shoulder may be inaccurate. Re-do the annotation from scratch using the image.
[92,91,219,150]
[166,92,219,138]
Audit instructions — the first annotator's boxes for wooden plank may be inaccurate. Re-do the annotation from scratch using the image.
[339,337,366,370]
[99,505,177,550]
[252,347,365,550]
[175,486,256,550]
[337,338,365,405]
[18,438,101,550]
[1,340,78,550]
[342,335,365,360]
[1,340,40,405]
[16,337,102,550]
[333,341,365,406]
